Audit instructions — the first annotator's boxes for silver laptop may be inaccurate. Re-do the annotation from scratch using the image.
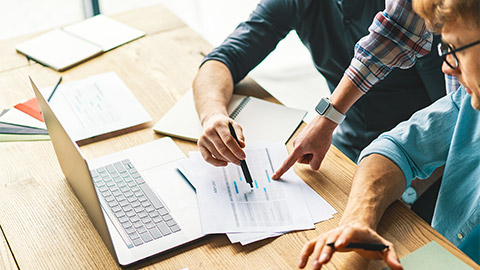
[30,77,204,266]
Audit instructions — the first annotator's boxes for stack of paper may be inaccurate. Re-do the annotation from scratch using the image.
[177,142,336,245]
[0,101,49,142]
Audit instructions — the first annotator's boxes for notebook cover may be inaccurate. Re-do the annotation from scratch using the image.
[0,122,48,135]
[0,108,47,130]
[15,29,103,71]
[14,97,44,122]
[63,15,145,51]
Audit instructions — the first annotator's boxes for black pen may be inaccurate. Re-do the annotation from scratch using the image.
[327,242,389,251]
[47,76,63,102]
[228,122,253,188]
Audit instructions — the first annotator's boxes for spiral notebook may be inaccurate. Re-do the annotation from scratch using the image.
[153,90,307,143]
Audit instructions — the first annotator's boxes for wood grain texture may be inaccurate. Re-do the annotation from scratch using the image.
[0,4,478,270]
[0,227,17,270]
[0,4,185,74]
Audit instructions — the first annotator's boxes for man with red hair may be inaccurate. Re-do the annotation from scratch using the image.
[297,0,480,268]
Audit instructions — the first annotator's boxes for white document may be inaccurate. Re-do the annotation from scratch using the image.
[40,72,151,141]
[0,108,47,130]
[153,89,307,143]
[189,143,314,234]
[177,149,337,244]
[227,180,336,245]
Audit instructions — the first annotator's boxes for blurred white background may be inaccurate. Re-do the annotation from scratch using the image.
[1,0,329,120]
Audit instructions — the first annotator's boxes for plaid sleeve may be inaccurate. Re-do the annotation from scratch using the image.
[345,0,433,93]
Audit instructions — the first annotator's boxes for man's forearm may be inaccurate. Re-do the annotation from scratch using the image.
[193,60,234,125]
[340,154,407,229]
[329,75,364,114]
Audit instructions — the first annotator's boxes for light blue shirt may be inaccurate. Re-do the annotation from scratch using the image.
[359,86,480,263]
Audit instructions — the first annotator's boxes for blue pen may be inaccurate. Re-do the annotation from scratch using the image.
[47,76,63,102]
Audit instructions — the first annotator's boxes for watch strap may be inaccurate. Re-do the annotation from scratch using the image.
[324,103,346,124]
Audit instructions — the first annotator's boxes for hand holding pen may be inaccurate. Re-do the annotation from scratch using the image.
[298,223,403,270]
[228,122,253,188]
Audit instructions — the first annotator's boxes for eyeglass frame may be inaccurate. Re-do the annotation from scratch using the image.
[437,40,480,69]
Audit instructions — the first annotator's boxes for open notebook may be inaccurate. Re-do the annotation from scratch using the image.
[153,90,307,144]
[16,15,145,71]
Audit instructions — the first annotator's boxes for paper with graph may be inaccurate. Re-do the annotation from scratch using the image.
[189,143,315,234]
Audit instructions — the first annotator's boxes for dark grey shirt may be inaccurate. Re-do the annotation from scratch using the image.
[203,0,445,161]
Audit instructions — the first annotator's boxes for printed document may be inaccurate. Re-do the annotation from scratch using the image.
[40,72,151,141]
[177,144,337,244]
[226,184,336,245]
[189,143,315,234]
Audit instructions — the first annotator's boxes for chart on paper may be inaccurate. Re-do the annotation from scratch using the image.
[193,143,314,234]
[223,147,291,228]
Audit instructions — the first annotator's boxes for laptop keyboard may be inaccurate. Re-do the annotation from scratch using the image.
[91,159,181,248]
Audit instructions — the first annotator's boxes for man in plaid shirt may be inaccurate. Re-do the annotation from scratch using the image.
[273,0,459,178]
[193,0,450,201]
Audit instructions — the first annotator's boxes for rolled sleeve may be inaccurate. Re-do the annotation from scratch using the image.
[359,136,418,186]
[346,0,432,93]
[358,89,463,185]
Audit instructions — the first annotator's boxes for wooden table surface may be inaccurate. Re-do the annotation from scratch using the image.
[0,4,478,270]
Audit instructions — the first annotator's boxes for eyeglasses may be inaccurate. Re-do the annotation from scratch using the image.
[438,40,480,69]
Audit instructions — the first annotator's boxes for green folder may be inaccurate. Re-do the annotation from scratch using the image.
[383,241,473,270]
[0,134,50,142]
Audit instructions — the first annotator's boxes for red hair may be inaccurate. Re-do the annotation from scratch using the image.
[413,0,480,32]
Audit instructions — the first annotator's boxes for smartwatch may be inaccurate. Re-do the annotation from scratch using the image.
[315,97,346,124]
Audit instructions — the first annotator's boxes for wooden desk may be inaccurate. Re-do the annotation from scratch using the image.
[0,5,478,270]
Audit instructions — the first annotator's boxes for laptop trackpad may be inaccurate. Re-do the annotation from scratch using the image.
[125,139,197,212]
[140,163,197,211]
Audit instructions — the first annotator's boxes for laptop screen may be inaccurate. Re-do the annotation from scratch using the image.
[29,76,117,259]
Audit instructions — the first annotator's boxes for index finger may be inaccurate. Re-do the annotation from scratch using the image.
[384,244,403,270]
[272,149,302,179]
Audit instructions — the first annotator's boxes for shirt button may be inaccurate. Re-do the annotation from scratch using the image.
[457,233,464,239]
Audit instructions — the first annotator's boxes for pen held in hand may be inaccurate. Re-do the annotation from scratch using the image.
[327,242,389,251]
[228,122,254,188]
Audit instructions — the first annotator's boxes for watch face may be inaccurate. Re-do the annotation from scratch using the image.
[401,186,418,205]
[315,98,330,115]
